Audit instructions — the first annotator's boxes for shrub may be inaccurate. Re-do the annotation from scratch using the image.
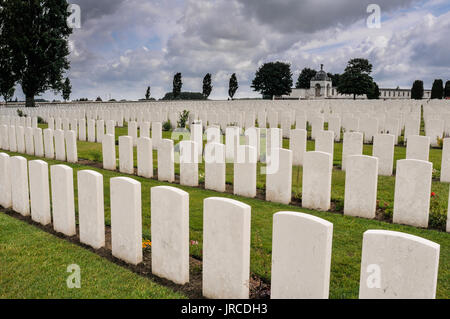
[177,110,190,128]
[429,192,446,230]
[163,120,172,132]
[37,116,44,124]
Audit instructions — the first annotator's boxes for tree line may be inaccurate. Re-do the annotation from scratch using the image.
[0,0,73,106]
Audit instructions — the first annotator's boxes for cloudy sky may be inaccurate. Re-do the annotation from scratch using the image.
[24,0,450,101]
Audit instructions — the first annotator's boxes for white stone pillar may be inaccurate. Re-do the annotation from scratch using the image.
[110,177,142,265]
[151,186,189,284]
[271,212,333,299]
[29,160,51,225]
[78,170,105,249]
[203,197,251,299]
[50,165,76,236]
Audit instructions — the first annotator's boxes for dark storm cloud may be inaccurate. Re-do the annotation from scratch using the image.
[68,0,124,22]
[236,0,419,33]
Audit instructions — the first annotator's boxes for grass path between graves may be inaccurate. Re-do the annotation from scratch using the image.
[1,149,450,299]
[0,213,186,299]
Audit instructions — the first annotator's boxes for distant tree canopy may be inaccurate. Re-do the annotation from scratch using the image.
[327,73,341,87]
[0,13,17,104]
[1,0,72,107]
[62,78,72,101]
[445,81,450,98]
[202,73,212,99]
[172,73,182,99]
[431,79,444,99]
[229,73,238,99]
[295,68,316,89]
[96,96,103,102]
[411,80,424,100]
[337,58,374,100]
[367,82,381,100]
[161,92,205,101]
[251,61,293,99]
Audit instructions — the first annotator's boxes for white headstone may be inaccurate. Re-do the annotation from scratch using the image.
[110,177,143,265]
[203,197,251,299]
[302,151,332,211]
[10,156,30,216]
[359,230,439,299]
[29,160,51,225]
[271,212,333,299]
[393,159,432,228]
[50,165,76,236]
[151,186,189,285]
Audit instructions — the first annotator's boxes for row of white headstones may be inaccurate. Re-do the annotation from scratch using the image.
[1,113,450,231]
[0,153,441,299]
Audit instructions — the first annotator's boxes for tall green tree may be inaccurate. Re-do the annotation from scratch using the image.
[228,73,238,100]
[202,73,212,99]
[251,61,293,99]
[145,86,151,100]
[0,2,18,104]
[367,82,381,100]
[295,68,316,89]
[62,77,71,101]
[445,81,450,98]
[431,79,444,99]
[411,80,424,100]
[173,72,182,99]
[327,73,341,87]
[1,0,72,107]
[337,58,374,100]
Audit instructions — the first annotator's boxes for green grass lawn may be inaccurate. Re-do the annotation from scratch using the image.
[1,148,449,299]
[0,213,186,299]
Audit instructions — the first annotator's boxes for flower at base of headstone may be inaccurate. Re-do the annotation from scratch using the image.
[190,240,198,246]
[142,240,152,249]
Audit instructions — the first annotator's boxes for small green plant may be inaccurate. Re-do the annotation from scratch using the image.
[17,109,26,117]
[88,150,102,162]
[162,120,172,132]
[177,110,190,128]
[429,192,446,230]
